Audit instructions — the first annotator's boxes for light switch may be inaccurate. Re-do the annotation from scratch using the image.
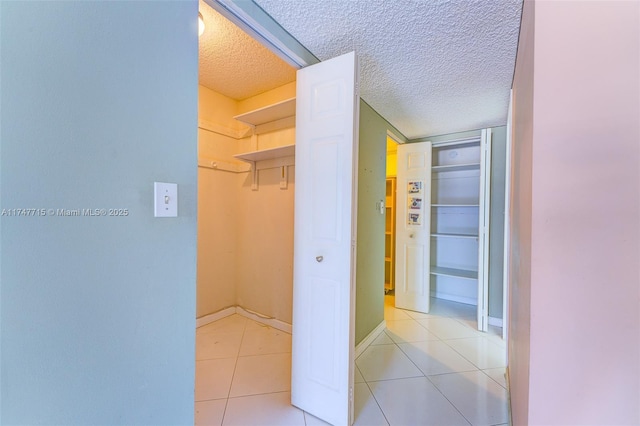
[154,182,178,217]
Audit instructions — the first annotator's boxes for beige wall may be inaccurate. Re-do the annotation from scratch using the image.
[197,85,242,317]
[197,84,295,323]
[236,164,295,323]
[510,1,640,423]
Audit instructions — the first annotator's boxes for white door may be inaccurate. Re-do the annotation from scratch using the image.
[477,129,492,331]
[292,51,359,426]
[395,142,432,313]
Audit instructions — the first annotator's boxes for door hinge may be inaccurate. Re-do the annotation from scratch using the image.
[349,386,354,403]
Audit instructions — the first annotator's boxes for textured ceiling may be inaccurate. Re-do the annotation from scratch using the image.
[254,0,522,139]
[198,0,296,100]
[198,0,522,139]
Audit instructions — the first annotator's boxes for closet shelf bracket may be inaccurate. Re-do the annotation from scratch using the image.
[250,161,258,191]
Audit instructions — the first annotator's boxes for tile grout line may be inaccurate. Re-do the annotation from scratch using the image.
[388,304,491,425]
[220,316,249,426]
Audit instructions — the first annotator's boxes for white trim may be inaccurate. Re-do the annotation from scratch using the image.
[235,306,292,334]
[477,128,492,332]
[489,316,503,328]
[386,129,404,145]
[195,306,292,334]
[503,90,514,343]
[355,320,387,358]
[205,0,318,69]
[195,307,236,328]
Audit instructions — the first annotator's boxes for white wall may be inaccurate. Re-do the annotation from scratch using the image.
[0,1,198,423]
[510,1,640,423]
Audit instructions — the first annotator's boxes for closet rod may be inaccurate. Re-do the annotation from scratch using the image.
[198,158,250,173]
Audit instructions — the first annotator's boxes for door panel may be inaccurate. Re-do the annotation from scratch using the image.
[395,142,432,313]
[292,51,359,426]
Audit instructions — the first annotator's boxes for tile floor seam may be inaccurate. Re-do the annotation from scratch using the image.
[221,317,248,425]
[363,379,391,426]
[423,373,474,426]
[479,368,507,390]
[393,336,436,377]
[438,337,487,371]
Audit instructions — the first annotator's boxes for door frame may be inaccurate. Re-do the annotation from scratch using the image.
[502,90,513,343]
[205,0,318,69]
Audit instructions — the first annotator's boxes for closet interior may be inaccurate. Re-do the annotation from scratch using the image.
[197,82,297,327]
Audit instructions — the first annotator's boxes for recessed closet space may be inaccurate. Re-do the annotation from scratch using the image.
[384,137,399,293]
[197,81,296,325]
[392,128,507,332]
[430,139,482,305]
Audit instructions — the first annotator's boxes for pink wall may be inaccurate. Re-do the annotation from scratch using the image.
[510,1,640,424]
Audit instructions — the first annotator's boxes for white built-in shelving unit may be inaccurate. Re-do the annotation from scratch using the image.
[429,135,491,330]
[231,99,296,190]
[430,138,481,305]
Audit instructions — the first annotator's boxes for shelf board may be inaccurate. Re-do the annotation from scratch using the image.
[431,233,478,239]
[233,144,295,163]
[432,163,480,173]
[234,98,296,126]
[431,204,479,208]
[430,266,478,280]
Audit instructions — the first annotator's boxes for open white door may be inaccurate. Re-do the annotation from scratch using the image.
[477,129,492,331]
[292,51,359,426]
[395,142,432,313]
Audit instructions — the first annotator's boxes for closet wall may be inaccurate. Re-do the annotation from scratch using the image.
[197,83,296,323]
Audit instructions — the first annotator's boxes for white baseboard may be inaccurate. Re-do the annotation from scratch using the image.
[488,316,503,328]
[235,306,292,334]
[355,320,387,358]
[195,306,292,333]
[196,307,236,328]
[430,291,477,306]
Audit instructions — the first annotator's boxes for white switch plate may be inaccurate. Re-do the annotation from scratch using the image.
[154,182,178,217]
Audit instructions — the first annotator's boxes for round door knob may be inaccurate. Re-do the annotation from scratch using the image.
[409,234,414,238]
[316,256,324,262]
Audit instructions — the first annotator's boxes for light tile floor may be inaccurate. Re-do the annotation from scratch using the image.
[195,295,510,425]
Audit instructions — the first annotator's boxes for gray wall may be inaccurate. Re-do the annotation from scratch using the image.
[488,126,506,319]
[0,1,198,423]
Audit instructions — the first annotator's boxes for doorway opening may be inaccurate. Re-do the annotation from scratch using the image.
[195,0,299,421]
